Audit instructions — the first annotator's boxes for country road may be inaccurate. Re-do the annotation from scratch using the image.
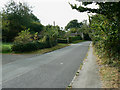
[2,41,91,88]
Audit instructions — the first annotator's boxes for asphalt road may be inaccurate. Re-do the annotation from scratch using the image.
[2,41,91,88]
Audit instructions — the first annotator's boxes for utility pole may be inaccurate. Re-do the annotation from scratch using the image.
[53,21,55,26]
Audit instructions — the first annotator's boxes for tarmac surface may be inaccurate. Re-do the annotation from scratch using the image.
[2,41,90,88]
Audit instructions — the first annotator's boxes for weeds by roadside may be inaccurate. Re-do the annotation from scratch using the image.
[93,46,120,88]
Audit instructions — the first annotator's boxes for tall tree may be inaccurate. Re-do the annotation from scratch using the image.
[65,19,83,30]
[70,1,120,65]
[2,0,42,42]
[70,2,120,20]
[70,2,120,33]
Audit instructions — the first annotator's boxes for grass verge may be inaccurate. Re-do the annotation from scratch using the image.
[71,40,86,44]
[93,46,120,88]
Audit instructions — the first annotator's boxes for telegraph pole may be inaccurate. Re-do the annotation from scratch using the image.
[53,21,55,26]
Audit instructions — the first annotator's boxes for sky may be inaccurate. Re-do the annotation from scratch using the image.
[0,0,98,28]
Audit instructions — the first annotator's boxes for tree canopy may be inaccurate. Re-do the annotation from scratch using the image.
[70,1,120,66]
[70,2,120,20]
[2,0,43,42]
[65,19,83,30]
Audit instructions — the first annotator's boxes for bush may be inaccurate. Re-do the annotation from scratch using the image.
[41,35,58,48]
[57,39,68,43]
[12,29,39,52]
[12,41,46,52]
[14,28,32,44]
[69,36,82,43]
[2,45,12,53]
[12,27,58,52]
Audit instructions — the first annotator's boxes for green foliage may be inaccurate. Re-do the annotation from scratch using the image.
[2,43,12,53]
[65,19,90,40]
[12,41,46,52]
[58,30,66,39]
[43,25,59,47]
[12,24,60,52]
[29,22,44,33]
[57,39,68,43]
[2,0,42,42]
[69,36,82,43]
[89,14,120,66]
[14,28,32,44]
[2,45,12,53]
[70,2,120,67]
[12,29,47,52]
[12,29,38,52]
[70,2,120,20]
[65,19,83,30]
[70,28,78,33]
[33,32,39,40]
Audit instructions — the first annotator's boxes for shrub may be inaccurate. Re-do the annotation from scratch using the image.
[12,41,46,52]
[41,35,58,48]
[57,39,68,43]
[2,45,12,53]
[14,28,32,44]
[69,36,82,43]
[12,27,58,52]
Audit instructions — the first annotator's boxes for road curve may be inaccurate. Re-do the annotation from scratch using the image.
[2,41,91,88]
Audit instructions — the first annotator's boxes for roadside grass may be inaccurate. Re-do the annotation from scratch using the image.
[99,65,119,88]
[93,47,120,88]
[15,43,69,54]
[1,43,13,53]
[71,40,85,44]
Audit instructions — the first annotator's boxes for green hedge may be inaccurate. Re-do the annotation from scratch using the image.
[12,42,47,52]
[2,45,12,53]
[12,39,58,53]
[69,36,82,43]
[57,39,68,43]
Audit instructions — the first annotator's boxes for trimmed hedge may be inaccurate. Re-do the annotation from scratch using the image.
[2,45,12,53]
[12,39,58,53]
[69,36,82,43]
[12,42,47,52]
[57,39,68,43]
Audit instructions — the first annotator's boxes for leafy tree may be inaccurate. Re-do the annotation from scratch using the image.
[58,30,66,39]
[70,1,120,66]
[70,2,120,34]
[70,2,120,20]
[29,22,44,33]
[2,0,42,42]
[42,25,59,47]
[65,19,83,30]
[69,28,77,33]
